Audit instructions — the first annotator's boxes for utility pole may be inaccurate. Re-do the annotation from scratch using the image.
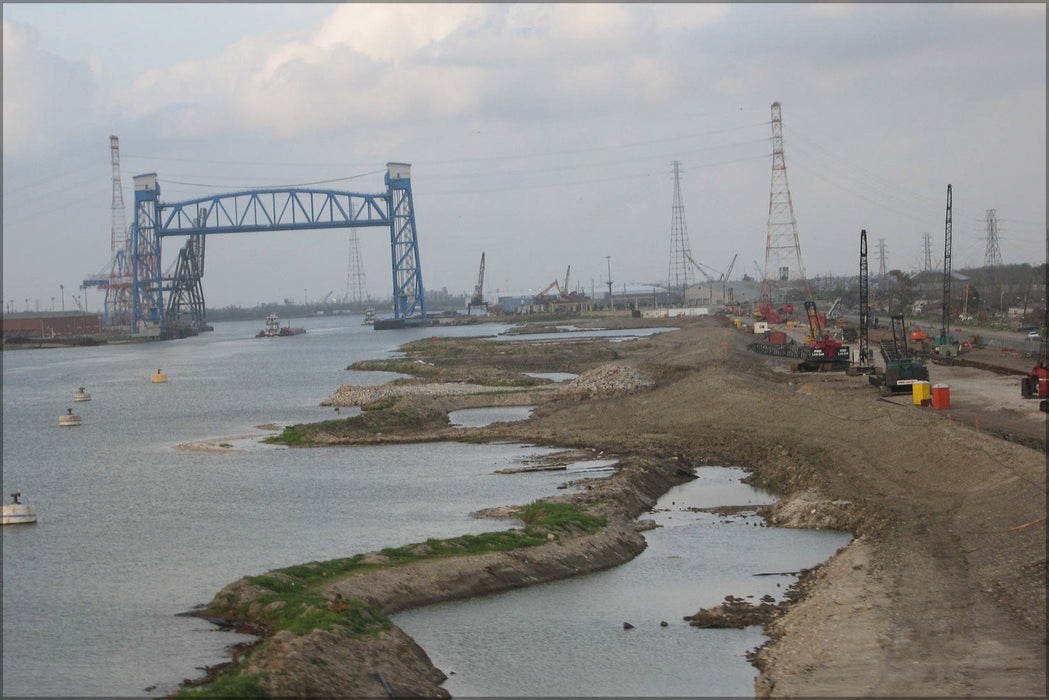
[60,284,65,313]
[605,256,613,309]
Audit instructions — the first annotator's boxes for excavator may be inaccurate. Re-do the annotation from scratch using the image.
[468,252,488,314]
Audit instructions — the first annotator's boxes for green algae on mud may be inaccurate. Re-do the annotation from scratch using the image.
[181,501,610,695]
[265,403,451,446]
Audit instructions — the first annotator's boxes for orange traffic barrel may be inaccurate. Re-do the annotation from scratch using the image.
[932,384,950,410]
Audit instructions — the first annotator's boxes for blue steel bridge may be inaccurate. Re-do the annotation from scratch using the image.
[85,163,426,337]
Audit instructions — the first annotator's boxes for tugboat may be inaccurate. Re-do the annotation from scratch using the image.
[1,492,37,526]
[59,408,82,427]
[256,313,306,338]
[74,387,92,402]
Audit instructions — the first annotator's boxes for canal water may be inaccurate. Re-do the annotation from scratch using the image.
[3,316,850,696]
[396,468,851,696]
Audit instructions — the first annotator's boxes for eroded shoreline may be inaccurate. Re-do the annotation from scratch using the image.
[179,315,1045,698]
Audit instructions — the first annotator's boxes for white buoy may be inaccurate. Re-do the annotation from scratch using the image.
[2,492,37,525]
[59,408,82,427]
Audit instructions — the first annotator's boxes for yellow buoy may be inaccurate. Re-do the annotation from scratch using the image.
[151,369,168,383]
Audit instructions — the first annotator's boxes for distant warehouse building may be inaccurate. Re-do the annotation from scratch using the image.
[608,284,668,310]
[2,311,103,340]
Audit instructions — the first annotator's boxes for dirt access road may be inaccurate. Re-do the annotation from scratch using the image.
[468,315,1046,697]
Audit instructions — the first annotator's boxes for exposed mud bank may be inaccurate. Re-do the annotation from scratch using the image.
[183,315,1045,698]
[187,454,691,697]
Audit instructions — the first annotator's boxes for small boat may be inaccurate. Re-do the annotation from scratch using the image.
[74,387,92,402]
[256,313,306,337]
[1,492,37,526]
[363,308,376,325]
[59,408,82,427]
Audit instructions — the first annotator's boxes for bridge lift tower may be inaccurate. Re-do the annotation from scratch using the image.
[125,162,427,337]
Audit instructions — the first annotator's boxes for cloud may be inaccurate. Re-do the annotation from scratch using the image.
[314,3,484,62]
[2,18,102,157]
[115,4,741,144]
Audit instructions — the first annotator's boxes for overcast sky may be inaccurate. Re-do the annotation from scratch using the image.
[3,3,1045,311]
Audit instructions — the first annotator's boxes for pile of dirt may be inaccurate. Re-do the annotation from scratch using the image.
[564,363,655,394]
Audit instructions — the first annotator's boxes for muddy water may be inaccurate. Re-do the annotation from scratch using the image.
[395,468,852,696]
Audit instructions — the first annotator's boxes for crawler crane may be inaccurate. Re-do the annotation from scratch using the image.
[794,300,850,372]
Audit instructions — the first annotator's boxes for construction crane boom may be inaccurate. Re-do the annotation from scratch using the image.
[683,252,717,283]
[724,254,738,282]
[535,279,563,301]
[563,265,571,295]
[471,252,486,305]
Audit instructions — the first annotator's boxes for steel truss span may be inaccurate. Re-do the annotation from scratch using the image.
[127,163,426,336]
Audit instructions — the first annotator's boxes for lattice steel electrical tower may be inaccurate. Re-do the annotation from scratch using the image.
[983,208,1002,274]
[667,161,696,304]
[762,102,812,311]
[344,231,367,305]
[876,238,888,289]
[106,135,133,328]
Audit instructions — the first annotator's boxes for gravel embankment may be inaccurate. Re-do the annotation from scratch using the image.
[321,363,655,407]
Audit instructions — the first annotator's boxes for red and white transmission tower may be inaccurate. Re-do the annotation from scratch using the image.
[104,135,133,327]
[762,102,812,316]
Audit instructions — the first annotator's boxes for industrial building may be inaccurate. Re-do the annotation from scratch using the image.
[2,312,103,341]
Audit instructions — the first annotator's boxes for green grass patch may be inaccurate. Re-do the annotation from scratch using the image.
[205,502,605,636]
[176,671,269,697]
[190,500,607,695]
[265,407,450,445]
[519,501,608,534]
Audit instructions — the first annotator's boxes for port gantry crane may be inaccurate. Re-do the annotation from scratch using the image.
[90,163,428,337]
